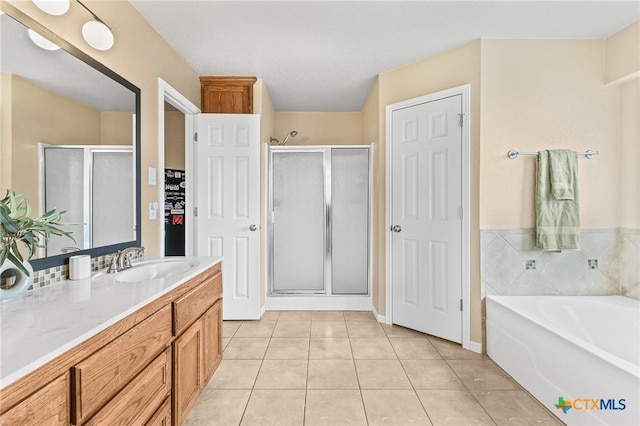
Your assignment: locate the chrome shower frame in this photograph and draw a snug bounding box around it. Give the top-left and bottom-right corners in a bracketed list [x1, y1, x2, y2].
[267, 145, 373, 297]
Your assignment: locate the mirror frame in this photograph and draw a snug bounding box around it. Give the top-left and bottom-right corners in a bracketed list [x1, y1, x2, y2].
[2, 4, 142, 272]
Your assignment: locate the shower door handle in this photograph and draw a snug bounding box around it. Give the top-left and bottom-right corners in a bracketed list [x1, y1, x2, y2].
[391, 225, 402, 233]
[249, 224, 259, 232]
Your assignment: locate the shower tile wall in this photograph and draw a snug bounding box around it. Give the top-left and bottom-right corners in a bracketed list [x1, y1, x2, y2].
[481, 229, 639, 300]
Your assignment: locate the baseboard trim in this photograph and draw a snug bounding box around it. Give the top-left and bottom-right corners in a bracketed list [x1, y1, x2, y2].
[465, 340, 483, 354]
[372, 304, 389, 324]
[265, 296, 372, 311]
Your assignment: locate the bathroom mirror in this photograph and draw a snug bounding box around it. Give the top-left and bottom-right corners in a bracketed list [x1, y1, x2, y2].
[0, 11, 141, 271]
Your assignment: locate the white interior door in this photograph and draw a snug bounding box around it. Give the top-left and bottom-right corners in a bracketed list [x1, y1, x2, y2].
[196, 114, 261, 319]
[391, 95, 463, 343]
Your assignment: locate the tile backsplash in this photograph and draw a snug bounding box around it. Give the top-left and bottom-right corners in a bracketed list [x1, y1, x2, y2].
[30, 251, 144, 290]
[481, 228, 639, 300]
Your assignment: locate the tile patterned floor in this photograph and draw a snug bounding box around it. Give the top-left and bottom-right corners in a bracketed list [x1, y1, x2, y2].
[184, 311, 562, 426]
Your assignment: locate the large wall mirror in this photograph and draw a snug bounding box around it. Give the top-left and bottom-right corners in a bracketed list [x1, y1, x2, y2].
[0, 10, 141, 271]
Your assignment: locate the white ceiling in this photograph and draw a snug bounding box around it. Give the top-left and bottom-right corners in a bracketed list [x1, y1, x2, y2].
[133, 1, 639, 112]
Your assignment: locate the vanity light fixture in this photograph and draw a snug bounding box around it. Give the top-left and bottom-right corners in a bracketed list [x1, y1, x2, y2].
[32, 0, 70, 16]
[77, 0, 114, 51]
[28, 28, 61, 51]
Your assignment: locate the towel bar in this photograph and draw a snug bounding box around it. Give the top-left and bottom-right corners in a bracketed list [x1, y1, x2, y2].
[507, 150, 598, 160]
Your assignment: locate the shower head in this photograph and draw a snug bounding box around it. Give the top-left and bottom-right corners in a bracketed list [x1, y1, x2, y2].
[281, 130, 298, 145]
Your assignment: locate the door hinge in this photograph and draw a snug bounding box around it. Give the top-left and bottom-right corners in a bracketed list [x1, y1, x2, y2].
[460, 299, 463, 311]
[194, 132, 198, 142]
[194, 207, 198, 217]
[458, 113, 464, 128]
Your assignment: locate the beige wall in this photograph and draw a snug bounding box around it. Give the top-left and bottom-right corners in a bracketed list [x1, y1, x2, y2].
[361, 79, 380, 312]
[3, 0, 201, 256]
[1, 73, 12, 192]
[274, 112, 362, 145]
[5, 74, 102, 215]
[164, 110, 186, 170]
[480, 39, 620, 230]
[254, 79, 276, 308]
[605, 20, 640, 84]
[619, 79, 640, 229]
[101, 112, 134, 146]
[372, 40, 482, 343]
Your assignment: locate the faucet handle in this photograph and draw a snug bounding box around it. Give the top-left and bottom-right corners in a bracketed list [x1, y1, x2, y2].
[106, 253, 120, 274]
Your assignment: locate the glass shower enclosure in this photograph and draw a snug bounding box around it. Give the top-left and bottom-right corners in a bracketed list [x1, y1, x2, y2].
[268, 146, 371, 296]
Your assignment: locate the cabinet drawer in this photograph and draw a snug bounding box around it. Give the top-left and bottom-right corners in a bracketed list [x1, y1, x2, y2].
[84, 348, 171, 426]
[145, 396, 171, 426]
[174, 272, 222, 336]
[0, 373, 69, 426]
[74, 304, 172, 422]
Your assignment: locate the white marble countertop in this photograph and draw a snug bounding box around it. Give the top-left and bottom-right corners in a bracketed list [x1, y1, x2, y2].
[0, 256, 222, 389]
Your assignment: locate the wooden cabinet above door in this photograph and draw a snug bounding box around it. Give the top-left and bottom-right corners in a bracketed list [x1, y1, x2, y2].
[200, 76, 257, 113]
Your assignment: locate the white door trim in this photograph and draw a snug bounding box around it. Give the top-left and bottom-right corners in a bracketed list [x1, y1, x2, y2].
[157, 78, 200, 256]
[385, 84, 478, 353]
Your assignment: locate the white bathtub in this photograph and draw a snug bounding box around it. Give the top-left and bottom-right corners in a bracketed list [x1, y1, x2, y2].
[487, 295, 640, 426]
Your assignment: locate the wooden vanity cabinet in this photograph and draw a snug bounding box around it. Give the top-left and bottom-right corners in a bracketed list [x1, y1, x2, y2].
[172, 272, 223, 425]
[0, 373, 70, 425]
[200, 76, 257, 113]
[0, 263, 223, 426]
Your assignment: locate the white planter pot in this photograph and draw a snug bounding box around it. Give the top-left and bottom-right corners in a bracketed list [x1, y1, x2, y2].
[0, 259, 33, 303]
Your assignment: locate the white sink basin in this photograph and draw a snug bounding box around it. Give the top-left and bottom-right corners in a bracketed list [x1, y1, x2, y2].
[115, 259, 198, 283]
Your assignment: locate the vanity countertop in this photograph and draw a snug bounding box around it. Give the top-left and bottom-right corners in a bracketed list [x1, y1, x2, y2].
[0, 256, 222, 389]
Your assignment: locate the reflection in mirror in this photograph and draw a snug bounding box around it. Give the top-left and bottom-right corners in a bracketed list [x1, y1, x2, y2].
[0, 12, 140, 269]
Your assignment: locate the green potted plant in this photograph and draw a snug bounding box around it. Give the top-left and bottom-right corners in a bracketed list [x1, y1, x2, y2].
[0, 190, 73, 291]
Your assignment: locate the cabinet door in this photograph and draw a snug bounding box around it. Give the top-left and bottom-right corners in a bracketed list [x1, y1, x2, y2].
[0, 373, 69, 426]
[202, 299, 223, 382]
[173, 319, 203, 425]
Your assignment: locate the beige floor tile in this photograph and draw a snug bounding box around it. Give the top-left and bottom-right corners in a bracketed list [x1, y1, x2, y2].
[183, 389, 251, 426]
[223, 338, 270, 359]
[264, 338, 309, 360]
[273, 320, 311, 337]
[401, 360, 465, 390]
[223, 337, 231, 350]
[254, 360, 308, 389]
[381, 324, 428, 338]
[208, 360, 262, 389]
[361, 390, 431, 426]
[390, 338, 441, 360]
[417, 390, 496, 425]
[472, 390, 562, 425]
[428, 336, 486, 360]
[277, 311, 312, 321]
[240, 390, 305, 426]
[311, 311, 345, 322]
[343, 311, 377, 321]
[346, 321, 386, 337]
[355, 360, 412, 389]
[260, 311, 280, 321]
[310, 321, 348, 337]
[307, 360, 359, 389]
[447, 360, 520, 390]
[234, 320, 276, 338]
[309, 338, 353, 359]
[305, 390, 367, 426]
[223, 320, 243, 338]
[350, 337, 397, 359]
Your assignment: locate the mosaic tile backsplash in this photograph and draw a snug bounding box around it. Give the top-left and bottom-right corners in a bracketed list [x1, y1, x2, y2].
[29, 251, 144, 290]
[481, 228, 639, 300]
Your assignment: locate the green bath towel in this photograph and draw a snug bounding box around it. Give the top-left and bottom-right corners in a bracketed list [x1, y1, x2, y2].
[536, 150, 580, 250]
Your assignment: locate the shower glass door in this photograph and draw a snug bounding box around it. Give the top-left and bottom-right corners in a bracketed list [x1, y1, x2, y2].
[271, 151, 326, 293]
[269, 146, 370, 296]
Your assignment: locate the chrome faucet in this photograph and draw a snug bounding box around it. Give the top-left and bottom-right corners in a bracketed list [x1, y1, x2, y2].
[118, 247, 145, 270]
[105, 247, 145, 274]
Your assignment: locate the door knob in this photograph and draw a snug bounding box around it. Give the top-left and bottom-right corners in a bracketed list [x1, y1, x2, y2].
[249, 224, 258, 232]
[391, 225, 402, 233]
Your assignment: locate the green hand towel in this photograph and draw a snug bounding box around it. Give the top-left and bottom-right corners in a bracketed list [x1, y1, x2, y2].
[549, 149, 576, 200]
[536, 150, 580, 250]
